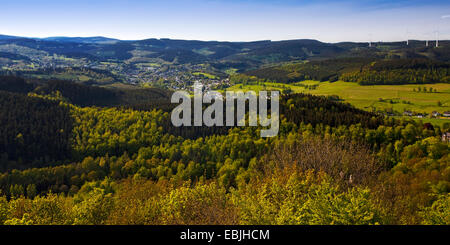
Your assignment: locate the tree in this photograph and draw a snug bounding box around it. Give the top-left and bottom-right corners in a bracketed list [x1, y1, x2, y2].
[10, 184, 24, 198]
[420, 194, 450, 225]
[26, 184, 37, 199]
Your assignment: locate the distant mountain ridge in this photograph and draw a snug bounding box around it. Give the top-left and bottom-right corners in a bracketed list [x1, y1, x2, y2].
[0, 34, 119, 43]
[39, 36, 120, 44]
[0, 34, 449, 72]
[0, 34, 24, 40]
[0, 35, 354, 69]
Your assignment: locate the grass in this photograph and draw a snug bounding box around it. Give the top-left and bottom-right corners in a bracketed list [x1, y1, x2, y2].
[223, 81, 450, 125]
[102, 82, 142, 90]
[192, 72, 218, 79]
[193, 48, 215, 56]
[223, 81, 302, 93]
[304, 81, 450, 114]
[224, 68, 238, 75]
[135, 62, 161, 68]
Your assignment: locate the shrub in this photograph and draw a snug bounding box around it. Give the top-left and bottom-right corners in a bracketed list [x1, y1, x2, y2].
[420, 194, 450, 225]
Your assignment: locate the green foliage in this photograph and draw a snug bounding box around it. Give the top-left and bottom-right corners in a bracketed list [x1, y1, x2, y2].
[72, 188, 115, 225]
[0, 195, 8, 225]
[341, 59, 450, 85]
[26, 184, 37, 199]
[0, 78, 448, 225]
[244, 58, 371, 83]
[159, 182, 237, 225]
[3, 214, 34, 225]
[71, 106, 166, 159]
[25, 194, 71, 225]
[243, 58, 450, 85]
[0, 91, 73, 170]
[375, 138, 450, 224]
[0, 76, 34, 94]
[9, 185, 24, 198]
[232, 170, 385, 225]
[420, 194, 450, 225]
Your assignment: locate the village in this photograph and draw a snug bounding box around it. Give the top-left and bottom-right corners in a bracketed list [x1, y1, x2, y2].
[403, 110, 450, 119]
[0, 52, 232, 91]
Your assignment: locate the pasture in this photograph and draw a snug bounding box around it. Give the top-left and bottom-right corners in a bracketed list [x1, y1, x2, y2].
[224, 81, 450, 125]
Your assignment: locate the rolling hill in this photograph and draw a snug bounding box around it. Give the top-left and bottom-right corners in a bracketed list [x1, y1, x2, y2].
[2, 34, 448, 70]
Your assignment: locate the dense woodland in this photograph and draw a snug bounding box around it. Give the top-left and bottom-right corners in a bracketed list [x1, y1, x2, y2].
[0, 75, 449, 225]
[245, 58, 373, 83]
[243, 58, 450, 85]
[0, 91, 72, 170]
[341, 59, 450, 85]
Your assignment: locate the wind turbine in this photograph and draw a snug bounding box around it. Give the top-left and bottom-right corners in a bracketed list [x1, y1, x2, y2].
[434, 31, 440, 47]
[405, 29, 411, 46]
[423, 30, 434, 47]
[437, 15, 450, 47]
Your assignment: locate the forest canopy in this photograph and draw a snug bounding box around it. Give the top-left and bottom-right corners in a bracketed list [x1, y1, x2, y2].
[0, 75, 449, 225]
[243, 58, 450, 85]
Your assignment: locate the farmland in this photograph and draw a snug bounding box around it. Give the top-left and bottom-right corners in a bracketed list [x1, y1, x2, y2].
[224, 81, 450, 124]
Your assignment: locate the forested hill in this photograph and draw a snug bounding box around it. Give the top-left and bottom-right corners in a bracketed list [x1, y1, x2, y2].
[0, 76, 172, 170]
[0, 75, 172, 108]
[0, 90, 73, 170]
[341, 58, 450, 85]
[0, 75, 448, 225]
[243, 58, 450, 85]
[1, 34, 449, 71]
[0, 75, 382, 170]
[244, 57, 373, 82]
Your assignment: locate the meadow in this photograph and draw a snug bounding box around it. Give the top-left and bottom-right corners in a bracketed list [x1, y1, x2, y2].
[192, 72, 218, 79]
[224, 81, 450, 125]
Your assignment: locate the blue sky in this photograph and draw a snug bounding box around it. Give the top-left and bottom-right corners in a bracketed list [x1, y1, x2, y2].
[1, 0, 449, 42]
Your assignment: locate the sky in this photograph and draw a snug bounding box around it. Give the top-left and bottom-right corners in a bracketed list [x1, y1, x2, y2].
[1, 0, 450, 42]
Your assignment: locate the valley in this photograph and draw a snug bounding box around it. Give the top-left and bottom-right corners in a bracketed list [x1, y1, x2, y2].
[0, 34, 449, 226]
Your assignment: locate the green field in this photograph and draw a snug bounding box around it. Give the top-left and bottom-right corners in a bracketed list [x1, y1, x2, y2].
[224, 81, 450, 125]
[135, 62, 161, 68]
[192, 72, 218, 79]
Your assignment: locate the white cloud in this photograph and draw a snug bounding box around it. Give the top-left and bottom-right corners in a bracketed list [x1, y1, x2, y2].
[441, 15, 450, 19]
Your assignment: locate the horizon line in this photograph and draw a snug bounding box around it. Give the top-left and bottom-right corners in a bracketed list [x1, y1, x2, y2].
[1, 33, 449, 44]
